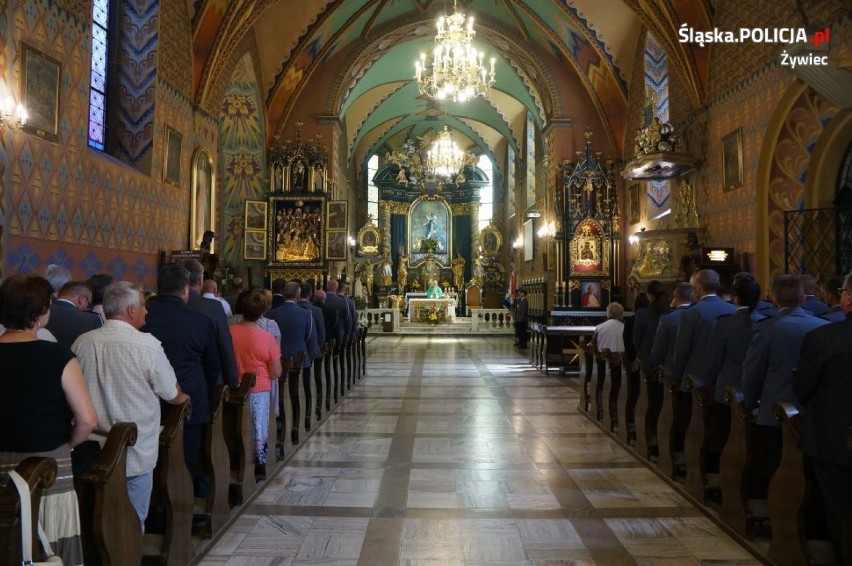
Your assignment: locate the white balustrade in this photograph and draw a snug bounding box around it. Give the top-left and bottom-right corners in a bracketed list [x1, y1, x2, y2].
[470, 308, 514, 332]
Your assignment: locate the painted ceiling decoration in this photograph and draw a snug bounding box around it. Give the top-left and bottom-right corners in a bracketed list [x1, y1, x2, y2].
[188, 0, 712, 165]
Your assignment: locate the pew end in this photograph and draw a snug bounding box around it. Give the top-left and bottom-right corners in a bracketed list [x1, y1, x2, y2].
[194, 385, 230, 539]
[76, 422, 142, 566]
[224, 373, 257, 507]
[0, 457, 57, 564]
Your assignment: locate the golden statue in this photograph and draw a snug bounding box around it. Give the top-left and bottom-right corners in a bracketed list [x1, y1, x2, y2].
[452, 254, 465, 289]
[398, 254, 408, 290]
[379, 248, 393, 286]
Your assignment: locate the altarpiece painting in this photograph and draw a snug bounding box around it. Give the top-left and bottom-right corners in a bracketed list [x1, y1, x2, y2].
[268, 196, 325, 268]
[408, 196, 451, 266]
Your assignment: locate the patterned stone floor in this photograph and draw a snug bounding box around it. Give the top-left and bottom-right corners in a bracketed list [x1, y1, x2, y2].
[198, 336, 760, 566]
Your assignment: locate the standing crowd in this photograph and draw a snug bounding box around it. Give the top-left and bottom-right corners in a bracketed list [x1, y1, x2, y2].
[0, 260, 357, 565]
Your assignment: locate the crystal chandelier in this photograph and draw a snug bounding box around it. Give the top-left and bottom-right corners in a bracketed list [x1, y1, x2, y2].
[414, 0, 496, 103]
[425, 126, 467, 180]
[0, 86, 27, 131]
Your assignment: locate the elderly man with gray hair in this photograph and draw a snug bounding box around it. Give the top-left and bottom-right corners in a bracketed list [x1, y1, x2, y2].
[72, 281, 189, 528]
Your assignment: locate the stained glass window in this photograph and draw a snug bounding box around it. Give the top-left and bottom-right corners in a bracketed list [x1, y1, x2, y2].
[526, 111, 536, 207]
[478, 154, 493, 230]
[88, 0, 110, 150]
[367, 155, 379, 223]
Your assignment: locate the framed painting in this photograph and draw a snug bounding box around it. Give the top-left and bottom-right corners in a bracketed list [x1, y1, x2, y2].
[326, 230, 348, 260]
[480, 225, 502, 256]
[326, 200, 347, 230]
[579, 281, 602, 308]
[245, 200, 267, 231]
[570, 219, 609, 276]
[523, 219, 534, 262]
[357, 223, 380, 256]
[722, 128, 743, 192]
[163, 127, 182, 185]
[21, 43, 60, 141]
[269, 195, 325, 268]
[190, 149, 215, 251]
[629, 183, 640, 225]
[244, 230, 267, 261]
[408, 196, 451, 266]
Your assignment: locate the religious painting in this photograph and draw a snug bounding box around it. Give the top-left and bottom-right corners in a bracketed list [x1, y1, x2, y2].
[629, 183, 640, 225]
[722, 128, 743, 192]
[245, 200, 267, 231]
[408, 196, 451, 266]
[480, 225, 502, 256]
[568, 279, 610, 309]
[580, 281, 601, 308]
[357, 223, 380, 256]
[190, 149, 215, 251]
[163, 127, 182, 185]
[326, 230, 347, 260]
[21, 43, 60, 141]
[524, 219, 534, 262]
[570, 219, 608, 276]
[326, 201, 347, 230]
[244, 230, 266, 260]
[268, 196, 325, 268]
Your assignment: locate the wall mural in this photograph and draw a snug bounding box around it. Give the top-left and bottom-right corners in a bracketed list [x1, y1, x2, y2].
[3, 0, 185, 286]
[219, 55, 266, 269]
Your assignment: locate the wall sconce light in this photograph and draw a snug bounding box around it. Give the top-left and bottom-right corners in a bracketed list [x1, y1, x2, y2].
[512, 236, 523, 249]
[0, 85, 27, 132]
[526, 210, 541, 218]
[537, 221, 556, 241]
[348, 236, 356, 248]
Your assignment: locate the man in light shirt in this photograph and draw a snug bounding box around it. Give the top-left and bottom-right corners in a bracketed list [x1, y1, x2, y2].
[72, 281, 189, 528]
[202, 278, 233, 318]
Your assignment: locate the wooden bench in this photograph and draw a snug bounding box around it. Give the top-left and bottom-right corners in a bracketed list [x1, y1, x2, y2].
[312, 344, 324, 423]
[323, 340, 335, 411]
[268, 357, 292, 469]
[76, 422, 142, 565]
[719, 386, 767, 538]
[655, 368, 677, 478]
[768, 403, 832, 565]
[579, 338, 594, 414]
[601, 349, 623, 433]
[194, 386, 230, 538]
[0, 457, 57, 565]
[684, 376, 714, 503]
[287, 352, 307, 445]
[223, 374, 256, 506]
[142, 400, 193, 566]
[360, 327, 367, 378]
[623, 358, 640, 447]
[634, 363, 660, 462]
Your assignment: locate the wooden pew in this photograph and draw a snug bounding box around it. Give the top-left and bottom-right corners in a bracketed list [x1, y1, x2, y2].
[634, 363, 660, 462]
[76, 422, 142, 565]
[334, 336, 345, 403]
[602, 349, 623, 433]
[287, 353, 307, 445]
[194, 386, 229, 538]
[655, 369, 677, 478]
[593, 346, 607, 422]
[578, 336, 594, 414]
[0, 457, 57, 565]
[267, 357, 292, 470]
[684, 376, 714, 503]
[323, 341, 335, 411]
[536, 325, 546, 369]
[360, 327, 367, 378]
[768, 403, 832, 566]
[312, 346, 324, 423]
[143, 400, 193, 566]
[223, 374, 256, 506]
[529, 324, 538, 366]
[345, 332, 354, 391]
[623, 359, 640, 447]
[719, 387, 765, 538]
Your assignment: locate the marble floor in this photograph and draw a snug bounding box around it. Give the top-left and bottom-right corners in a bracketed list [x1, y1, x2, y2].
[199, 336, 760, 566]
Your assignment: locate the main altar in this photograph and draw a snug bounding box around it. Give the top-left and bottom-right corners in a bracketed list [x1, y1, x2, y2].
[407, 298, 457, 323]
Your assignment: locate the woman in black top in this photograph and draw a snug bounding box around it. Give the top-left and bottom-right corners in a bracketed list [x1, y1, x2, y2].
[0, 274, 97, 565]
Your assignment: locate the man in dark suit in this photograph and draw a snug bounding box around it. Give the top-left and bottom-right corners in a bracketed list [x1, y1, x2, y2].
[650, 282, 693, 370]
[821, 276, 846, 322]
[182, 259, 238, 389]
[793, 273, 852, 565]
[313, 289, 339, 345]
[800, 273, 829, 316]
[299, 283, 324, 426]
[45, 280, 102, 348]
[271, 278, 286, 309]
[742, 274, 829, 475]
[324, 279, 350, 392]
[265, 281, 314, 442]
[143, 264, 221, 483]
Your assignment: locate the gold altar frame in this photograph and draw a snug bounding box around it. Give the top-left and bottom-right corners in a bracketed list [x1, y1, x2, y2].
[357, 223, 380, 256]
[267, 195, 326, 268]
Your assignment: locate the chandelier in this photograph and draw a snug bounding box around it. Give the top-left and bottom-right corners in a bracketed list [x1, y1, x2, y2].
[425, 126, 466, 178]
[414, 0, 496, 103]
[0, 86, 27, 131]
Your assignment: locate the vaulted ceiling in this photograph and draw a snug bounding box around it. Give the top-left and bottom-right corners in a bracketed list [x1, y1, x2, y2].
[190, 0, 711, 166]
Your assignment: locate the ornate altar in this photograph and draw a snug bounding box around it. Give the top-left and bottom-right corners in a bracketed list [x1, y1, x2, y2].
[556, 132, 619, 309]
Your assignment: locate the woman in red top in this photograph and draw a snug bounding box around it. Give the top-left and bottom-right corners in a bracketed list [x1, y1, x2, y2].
[229, 289, 281, 477]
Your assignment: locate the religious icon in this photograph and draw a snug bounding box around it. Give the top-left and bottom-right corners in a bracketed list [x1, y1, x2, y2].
[581, 282, 601, 308]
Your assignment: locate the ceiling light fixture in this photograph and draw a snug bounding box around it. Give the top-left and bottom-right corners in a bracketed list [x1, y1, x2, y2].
[414, 0, 496, 103]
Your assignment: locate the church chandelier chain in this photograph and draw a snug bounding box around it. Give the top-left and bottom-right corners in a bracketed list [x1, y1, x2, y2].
[414, 0, 496, 103]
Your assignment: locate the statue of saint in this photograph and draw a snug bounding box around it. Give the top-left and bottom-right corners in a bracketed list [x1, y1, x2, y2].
[452, 254, 465, 289]
[421, 253, 438, 288]
[380, 248, 393, 286]
[398, 254, 408, 290]
[473, 256, 485, 281]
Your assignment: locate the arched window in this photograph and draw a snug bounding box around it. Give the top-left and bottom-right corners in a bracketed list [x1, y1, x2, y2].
[88, 0, 111, 150]
[507, 145, 516, 218]
[367, 155, 379, 223]
[478, 154, 493, 229]
[526, 111, 536, 207]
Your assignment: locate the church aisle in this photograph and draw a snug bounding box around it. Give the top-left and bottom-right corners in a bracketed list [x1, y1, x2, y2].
[199, 336, 758, 566]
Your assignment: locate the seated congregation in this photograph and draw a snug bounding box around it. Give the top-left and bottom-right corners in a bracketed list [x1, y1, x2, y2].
[0, 260, 369, 565]
[533, 269, 851, 566]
